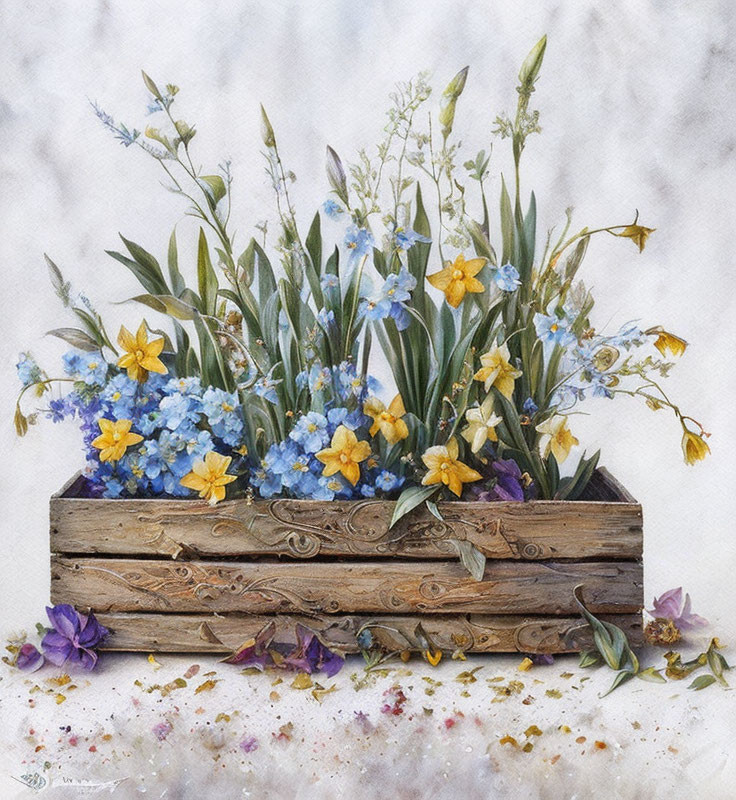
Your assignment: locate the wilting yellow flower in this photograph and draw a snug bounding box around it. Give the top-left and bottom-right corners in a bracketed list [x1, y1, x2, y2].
[461, 394, 503, 453]
[91, 418, 143, 462]
[645, 326, 688, 358]
[473, 343, 522, 399]
[363, 394, 409, 445]
[180, 451, 237, 505]
[117, 322, 167, 383]
[535, 415, 579, 464]
[421, 437, 482, 497]
[316, 425, 372, 486]
[427, 254, 486, 308]
[681, 428, 710, 465]
[616, 221, 655, 252]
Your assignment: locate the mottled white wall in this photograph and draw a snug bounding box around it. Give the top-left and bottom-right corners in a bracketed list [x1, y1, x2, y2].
[1, 0, 734, 634]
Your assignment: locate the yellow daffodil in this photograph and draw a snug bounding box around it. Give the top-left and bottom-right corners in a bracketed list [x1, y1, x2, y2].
[473, 343, 522, 399]
[180, 450, 237, 504]
[316, 425, 372, 486]
[421, 437, 482, 497]
[616, 220, 655, 252]
[117, 322, 168, 383]
[535, 415, 579, 463]
[91, 418, 143, 462]
[681, 428, 710, 465]
[645, 326, 688, 358]
[363, 394, 409, 445]
[427, 254, 486, 308]
[461, 394, 503, 453]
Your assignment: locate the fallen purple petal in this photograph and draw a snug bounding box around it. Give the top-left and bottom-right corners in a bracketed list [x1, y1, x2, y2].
[16, 643, 44, 672]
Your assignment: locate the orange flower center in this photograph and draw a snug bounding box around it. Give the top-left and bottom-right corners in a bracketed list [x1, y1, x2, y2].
[550, 324, 558, 333]
[135, 349, 145, 360]
[380, 411, 396, 423]
[452, 269, 464, 280]
[340, 453, 349, 464]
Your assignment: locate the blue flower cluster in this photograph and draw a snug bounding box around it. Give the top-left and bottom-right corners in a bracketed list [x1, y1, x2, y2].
[46, 353, 246, 499]
[16, 353, 43, 387]
[358, 267, 417, 331]
[251, 406, 404, 501]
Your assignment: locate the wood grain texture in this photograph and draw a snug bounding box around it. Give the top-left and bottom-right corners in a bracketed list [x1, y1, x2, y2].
[50, 470, 642, 561]
[94, 611, 643, 654]
[51, 557, 643, 615]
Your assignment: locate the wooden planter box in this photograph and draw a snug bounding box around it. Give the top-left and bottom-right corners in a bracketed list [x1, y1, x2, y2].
[49, 467, 643, 655]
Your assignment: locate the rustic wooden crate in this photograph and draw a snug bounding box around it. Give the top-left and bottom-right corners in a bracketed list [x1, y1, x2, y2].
[49, 467, 643, 654]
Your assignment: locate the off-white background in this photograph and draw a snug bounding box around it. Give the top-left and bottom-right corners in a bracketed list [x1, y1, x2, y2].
[2, 0, 734, 635]
[1, 2, 736, 797]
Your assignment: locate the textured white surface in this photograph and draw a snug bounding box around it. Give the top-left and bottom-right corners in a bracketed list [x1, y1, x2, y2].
[1, 0, 735, 795]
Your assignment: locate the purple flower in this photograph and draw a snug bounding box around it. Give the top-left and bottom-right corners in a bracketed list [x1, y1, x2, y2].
[224, 621, 344, 677]
[530, 653, 555, 666]
[41, 605, 109, 670]
[240, 736, 259, 753]
[473, 458, 526, 502]
[647, 588, 708, 631]
[16, 643, 44, 672]
[282, 624, 344, 677]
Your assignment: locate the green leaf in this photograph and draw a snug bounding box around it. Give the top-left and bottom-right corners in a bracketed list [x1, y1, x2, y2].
[167, 230, 186, 297]
[325, 145, 348, 206]
[197, 229, 218, 316]
[389, 485, 438, 529]
[125, 294, 199, 321]
[304, 212, 323, 307]
[46, 328, 99, 351]
[425, 499, 442, 521]
[555, 450, 600, 501]
[578, 650, 601, 668]
[466, 218, 497, 266]
[499, 176, 515, 265]
[637, 667, 666, 684]
[199, 175, 227, 205]
[573, 585, 628, 670]
[707, 641, 730, 686]
[448, 539, 486, 582]
[600, 670, 635, 697]
[688, 674, 717, 691]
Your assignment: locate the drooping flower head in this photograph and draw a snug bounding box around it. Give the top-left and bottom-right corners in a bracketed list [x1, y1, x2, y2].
[647, 587, 708, 631]
[117, 322, 167, 382]
[645, 326, 688, 358]
[681, 427, 710, 465]
[421, 437, 482, 497]
[91, 418, 143, 462]
[316, 425, 372, 486]
[461, 394, 502, 453]
[427, 254, 486, 308]
[473, 343, 522, 399]
[363, 394, 409, 445]
[535, 414, 579, 463]
[180, 450, 237, 504]
[41, 604, 109, 670]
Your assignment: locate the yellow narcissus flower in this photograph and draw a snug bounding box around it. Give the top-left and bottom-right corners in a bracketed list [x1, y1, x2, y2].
[427, 254, 486, 308]
[117, 322, 168, 383]
[91, 418, 143, 462]
[473, 343, 522, 399]
[535, 415, 579, 464]
[461, 394, 503, 454]
[616, 220, 655, 252]
[645, 326, 688, 358]
[316, 425, 372, 486]
[421, 437, 482, 497]
[180, 450, 237, 505]
[363, 394, 409, 445]
[681, 428, 710, 465]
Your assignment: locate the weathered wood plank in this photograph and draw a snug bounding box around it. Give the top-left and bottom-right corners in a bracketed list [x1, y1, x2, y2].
[51, 557, 643, 615]
[94, 611, 643, 654]
[50, 475, 642, 560]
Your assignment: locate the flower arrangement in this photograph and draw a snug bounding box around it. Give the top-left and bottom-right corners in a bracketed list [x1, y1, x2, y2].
[15, 36, 709, 522]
